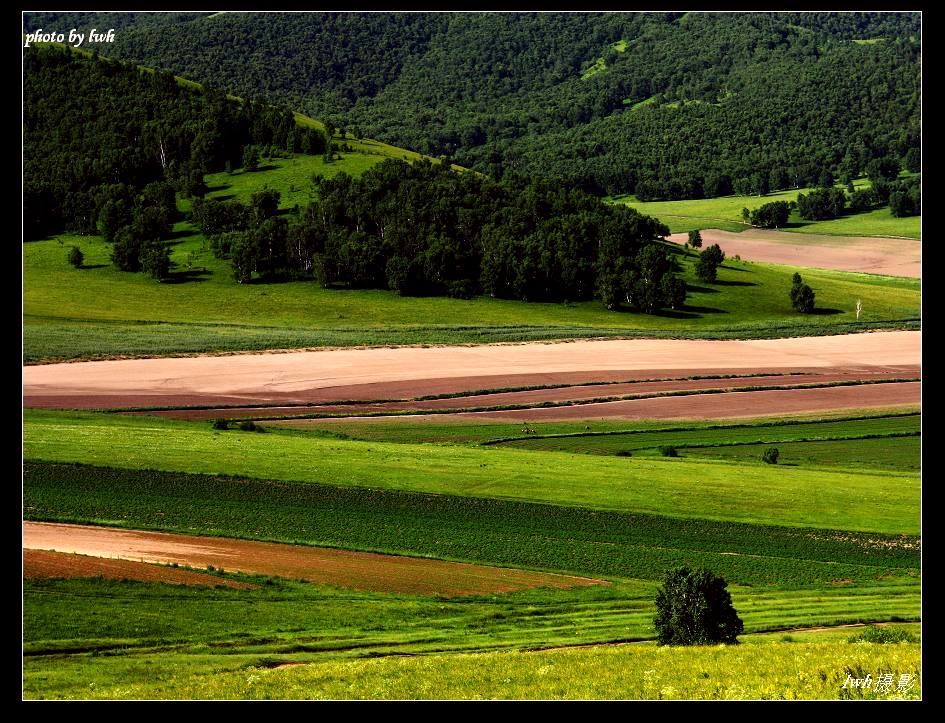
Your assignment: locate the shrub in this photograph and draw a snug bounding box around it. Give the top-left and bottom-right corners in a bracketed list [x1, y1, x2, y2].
[762, 447, 780, 464]
[211, 418, 230, 430]
[238, 420, 265, 433]
[848, 625, 918, 644]
[660, 446, 678, 457]
[790, 273, 816, 313]
[68, 246, 84, 268]
[615, 450, 633, 457]
[687, 229, 703, 249]
[654, 566, 744, 645]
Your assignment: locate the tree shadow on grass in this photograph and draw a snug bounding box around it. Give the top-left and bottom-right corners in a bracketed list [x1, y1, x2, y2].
[206, 184, 230, 194]
[686, 284, 719, 294]
[680, 305, 728, 315]
[719, 264, 751, 272]
[207, 193, 235, 202]
[713, 278, 757, 287]
[163, 268, 212, 284]
[808, 307, 844, 316]
[79, 263, 109, 270]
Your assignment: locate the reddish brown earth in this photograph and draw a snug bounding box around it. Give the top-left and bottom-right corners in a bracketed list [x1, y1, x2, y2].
[275, 381, 920, 425]
[23, 548, 256, 589]
[667, 229, 921, 278]
[133, 367, 919, 420]
[22, 332, 920, 412]
[22, 522, 604, 597]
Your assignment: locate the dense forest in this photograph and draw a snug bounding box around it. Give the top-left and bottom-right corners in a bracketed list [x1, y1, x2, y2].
[25, 11, 921, 197]
[24, 45, 683, 313]
[193, 160, 682, 311]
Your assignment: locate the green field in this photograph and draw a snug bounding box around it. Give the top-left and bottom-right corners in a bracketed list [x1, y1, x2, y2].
[23, 218, 919, 362]
[24, 461, 919, 586]
[22, 575, 920, 701]
[610, 177, 921, 238]
[23, 410, 919, 534]
[492, 412, 920, 470]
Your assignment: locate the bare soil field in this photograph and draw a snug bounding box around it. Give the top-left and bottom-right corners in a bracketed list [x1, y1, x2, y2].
[135, 368, 918, 420]
[667, 229, 920, 277]
[23, 549, 256, 589]
[274, 381, 920, 425]
[22, 332, 920, 411]
[23, 522, 604, 597]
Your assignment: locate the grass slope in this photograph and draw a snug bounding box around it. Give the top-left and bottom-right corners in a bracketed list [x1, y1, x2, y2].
[24, 220, 919, 362]
[610, 176, 920, 238]
[23, 410, 919, 534]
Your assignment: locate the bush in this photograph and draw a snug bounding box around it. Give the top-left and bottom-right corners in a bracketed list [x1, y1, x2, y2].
[238, 420, 265, 433]
[211, 418, 230, 430]
[68, 246, 84, 268]
[687, 229, 703, 249]
[848, 625, 917, 644]
[762, 447, 780, 464]
[654, 566, 744, 645]
[615, 450, 633, 457]
[660, 446, 678, 457]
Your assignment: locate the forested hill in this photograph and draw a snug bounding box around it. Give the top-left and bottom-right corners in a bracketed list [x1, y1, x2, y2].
[25, 11, 920, 197]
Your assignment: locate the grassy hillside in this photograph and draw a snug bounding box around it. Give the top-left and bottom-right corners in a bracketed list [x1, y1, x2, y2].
[24, 212, 920, 362]
[611, 176, 920, 238]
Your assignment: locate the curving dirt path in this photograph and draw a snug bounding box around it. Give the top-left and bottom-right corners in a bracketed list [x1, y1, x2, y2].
[23, 332, 920, 411]
[667, 229, 921, 277]
[22, 522, 603, 597]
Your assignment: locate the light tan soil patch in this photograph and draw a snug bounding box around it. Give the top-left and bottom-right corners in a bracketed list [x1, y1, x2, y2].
[23, 522, 604, 597]
[23, 548, 256, 589]
[668, 229, 920, 277]
[23, 332, 920, 410]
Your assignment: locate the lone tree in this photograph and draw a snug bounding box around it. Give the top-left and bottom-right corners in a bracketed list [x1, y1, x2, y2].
[243, 144, 260, 171]
[695, 243, 725, 283]
[790, 272, 816, 313]
[687, 229, 703, 250]
[654, 566, 744, 646]
[67, 246, 84, 268]
[762, 447, 780, 464]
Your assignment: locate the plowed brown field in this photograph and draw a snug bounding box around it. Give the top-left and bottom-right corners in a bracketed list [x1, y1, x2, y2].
[23, 549, 256, 589]
[23, 523, 604, 597]
[23, 332, 920, 414]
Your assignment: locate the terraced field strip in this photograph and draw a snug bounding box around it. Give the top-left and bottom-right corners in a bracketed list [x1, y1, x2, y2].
[23, 522, 604, 597]
[23, 549, 257, 589]
[128, 369, 918, 420]
[22, 331, 920, 410]
[274, 381, 921, 424]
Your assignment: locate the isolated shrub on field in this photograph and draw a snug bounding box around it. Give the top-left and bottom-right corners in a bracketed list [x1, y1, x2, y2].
[615, 450, 633, 457]
[211, 418, 230, 430]
[68, 246, 84, 268]
[762, 447, 780, 464]
[654, 566, 744, 646]
[848, 625, 917, 644]
[239, 420, 265, 432]
[660, 446, 678, 457]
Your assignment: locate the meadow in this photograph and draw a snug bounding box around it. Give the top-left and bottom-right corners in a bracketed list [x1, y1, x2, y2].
[610, 176, 921, 238]
[24, 217, 919, 362]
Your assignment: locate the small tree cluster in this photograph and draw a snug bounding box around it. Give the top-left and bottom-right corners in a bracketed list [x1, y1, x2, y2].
[654, 567, 744, 646]
[695, 243, 725, 283]
[749, 201, 790, 229]
[790, 272, 815, 313]
[762, 447, 780, 464]
[796, 187, 846, 220]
